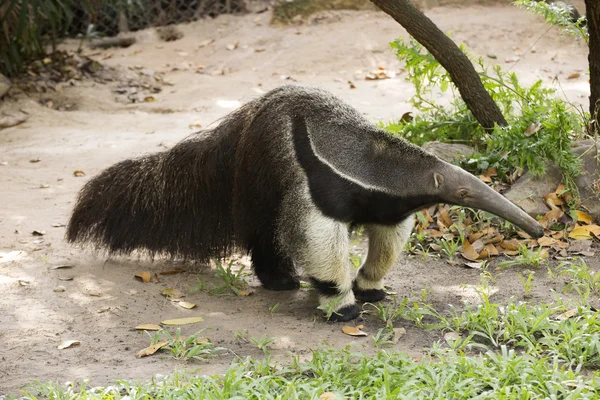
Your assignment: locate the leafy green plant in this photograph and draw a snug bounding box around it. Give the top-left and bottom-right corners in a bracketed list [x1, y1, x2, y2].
[383, 37, 587, 201]
[514, 0, 588, 42]
[210, 258, 248, 296]
[497, 245, 548, 269]
[518, 271, 535, 298]
[434, 236, 461, 261]
[147, 328, 226, 362]
[559, 259, 600, 301]
[250, 335, 276, 355]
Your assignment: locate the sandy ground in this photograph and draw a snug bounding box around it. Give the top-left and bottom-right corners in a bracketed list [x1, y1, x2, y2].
[0, 4, 594, 395]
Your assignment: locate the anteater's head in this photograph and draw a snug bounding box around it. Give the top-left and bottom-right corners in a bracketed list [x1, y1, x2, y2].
[424, 160, 544, 239]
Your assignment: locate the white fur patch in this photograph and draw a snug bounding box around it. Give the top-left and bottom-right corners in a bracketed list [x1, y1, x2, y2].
[356, 215, 415, 291]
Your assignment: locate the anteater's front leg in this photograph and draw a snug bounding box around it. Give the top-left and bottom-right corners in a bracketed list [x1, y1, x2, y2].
[353, 216, 415, 303]
[296, 208, 359, 322]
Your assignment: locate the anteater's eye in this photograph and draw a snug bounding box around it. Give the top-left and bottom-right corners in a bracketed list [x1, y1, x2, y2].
[458, 189, 468, 198]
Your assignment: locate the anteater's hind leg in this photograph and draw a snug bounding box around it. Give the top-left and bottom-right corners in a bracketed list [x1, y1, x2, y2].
[295, 208, 358, 322]
[251, 238, 300, 291]
[353, 216, 415, 303]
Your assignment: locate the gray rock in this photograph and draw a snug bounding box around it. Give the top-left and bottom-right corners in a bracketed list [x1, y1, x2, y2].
[421, 141, 475, 164]
[504, 139, 600, 219]
[0, 73, 11, 98]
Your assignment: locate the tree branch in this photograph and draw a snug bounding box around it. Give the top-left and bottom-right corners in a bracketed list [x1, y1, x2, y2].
[370, 0, 507, 130]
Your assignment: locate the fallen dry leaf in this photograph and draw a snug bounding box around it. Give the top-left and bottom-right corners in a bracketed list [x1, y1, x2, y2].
[159, 269, 186, 275]
[32, 230, 45, 236]
[463, 261, 484, 269]
[537, 236, 557, 247]
[136, 341, 169, 358]
[53, 285, 66, 293]
[567, 72, 581, 79]
[135, 271, 152, 283]
[52, 223, 66, 228]
[162, 288, 185, 298]
[576, 210, 593, 225]
[49, 265, 74, 270]
[135, 324, 162, 331]
[461, 240, 480, 261]
[177, 301, 196, 309]
[569, 225, 600, 240]
[73, 170, 86, 177]
[161, 316, 204, 325]
[237, 289, 252, 296]
[197, 38, 215, 48]
[57, 340, 80, 350]
[444, 332, 461, 341]
[555, 308, 578, 320]
[18, 279, 30, 286]
[226, 41, 239, 51]
[342, 326, 368, 337]
[500, 239, 521, 251]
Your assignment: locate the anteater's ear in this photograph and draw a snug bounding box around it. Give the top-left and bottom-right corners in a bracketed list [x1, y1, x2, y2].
[433, 172, 444, 189]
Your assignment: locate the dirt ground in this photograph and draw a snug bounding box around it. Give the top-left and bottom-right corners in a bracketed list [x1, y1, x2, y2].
[0, 4, 594, 395]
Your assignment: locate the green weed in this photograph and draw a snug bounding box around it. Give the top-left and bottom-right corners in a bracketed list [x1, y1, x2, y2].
[146, 328, 226, 362]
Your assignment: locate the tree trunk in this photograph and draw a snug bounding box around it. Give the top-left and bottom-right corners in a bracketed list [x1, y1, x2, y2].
[370, 0, 507, 130]
[586, 0, 600, 131]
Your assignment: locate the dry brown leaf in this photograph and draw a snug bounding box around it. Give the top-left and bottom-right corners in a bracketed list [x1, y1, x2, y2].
[178, 301, 196, 309]
[524, 122, 542, 137]
[18, 279, 30, 286]
[517, 231, 532, 239]
[73, 170, 86, 177]
[537, 236, 557, 247]
[555, 308, 578, 320]
[461, 240, 480, 261]
[342, 326, 368, 337]
[136, 341, 169, 358]
[159, 269, 186, 275]
[49, 265, 73, 270]
[438, 206, 453, 227]
[539, 208, 564, 228]
[135, 271, 152, 283]
[471, 239, 485, 253]
[161, 317, 204, 325]
[569, 225, 600, 240]
[444, 332, 461, 341]
[429, 229, 444, 238]
[162, 288, 185, 298]
[135, 324, 162, 331]
[197, 38, 215, 48]
[469, 231, 486, 243]
[401, 112, 413, 122]
[483, 167, 497, 177]
[144, 96, 156, 103]
[500, 239, 521, 251]
[483, 234, 504, 245]
[463, 261, 483, 269]
[479, 244, 499, 258]
[576, 210, 593, 225]
[552, 231, 565, 240]
[567, 72, 581, 79]
[479, 175, 492, 183]
[57, 340, 80, 350]
[32, 230, 45, 236]
[544, 192, 564, 207]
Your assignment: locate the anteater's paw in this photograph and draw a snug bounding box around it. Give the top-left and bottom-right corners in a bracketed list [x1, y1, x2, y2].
[326, 304, 360, 322]
[260, 275, 300, 291]
[353, 282, 387, 303]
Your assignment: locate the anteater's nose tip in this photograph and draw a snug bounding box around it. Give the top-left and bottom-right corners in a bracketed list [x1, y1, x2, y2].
[530, 224, 545, 239]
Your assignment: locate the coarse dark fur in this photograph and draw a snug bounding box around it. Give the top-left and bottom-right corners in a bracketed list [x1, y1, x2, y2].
[68, 85, 543, 320]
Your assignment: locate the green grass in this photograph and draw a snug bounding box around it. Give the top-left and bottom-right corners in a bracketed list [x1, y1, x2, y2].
[20, 344, 600, 399]
[146, 328, 227, 362]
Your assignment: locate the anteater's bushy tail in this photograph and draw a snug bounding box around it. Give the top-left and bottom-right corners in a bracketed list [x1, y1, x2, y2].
[66, 104, 254, 260]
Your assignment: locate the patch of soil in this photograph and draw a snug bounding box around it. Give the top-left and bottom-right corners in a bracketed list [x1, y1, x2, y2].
[0, 5, 592, 395]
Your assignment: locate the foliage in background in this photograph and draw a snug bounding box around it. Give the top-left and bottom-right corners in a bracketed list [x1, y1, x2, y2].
[0, 0, 78, 76]
[0, 0, 243, 77]
[514, 0, 588, 43]
[382, 37, 587, 199]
